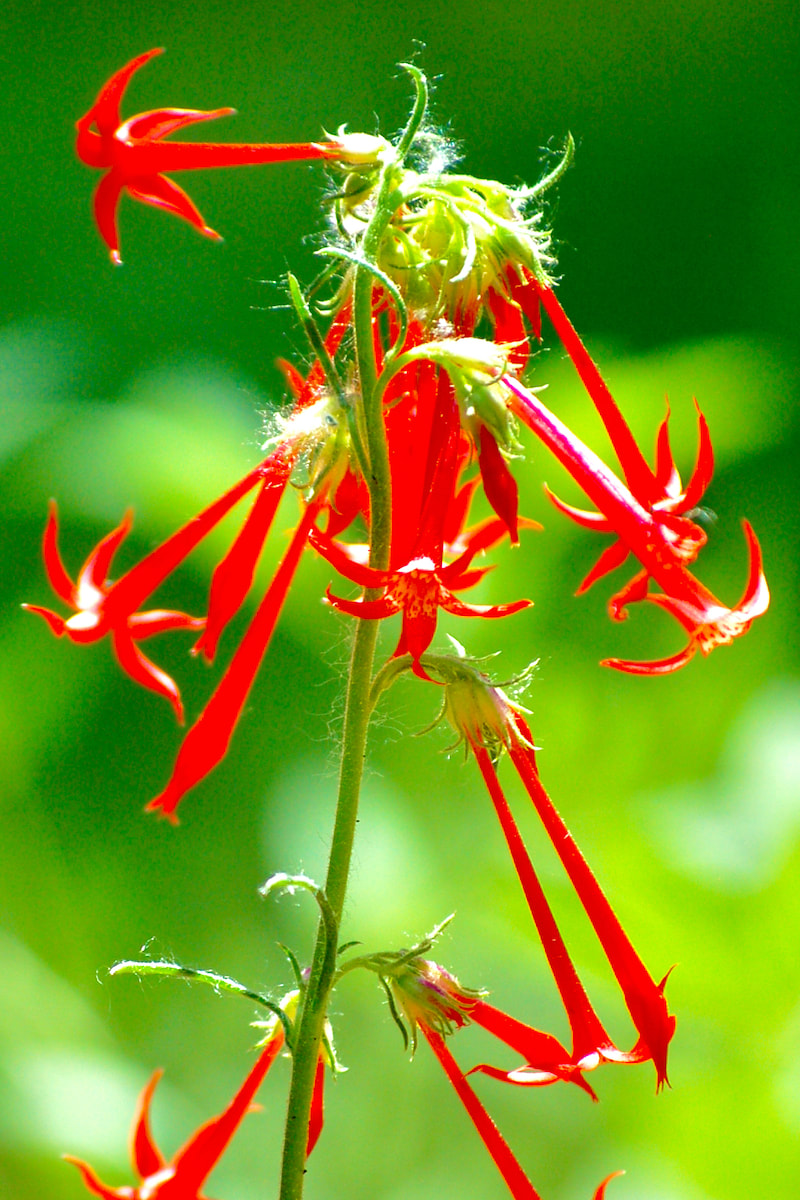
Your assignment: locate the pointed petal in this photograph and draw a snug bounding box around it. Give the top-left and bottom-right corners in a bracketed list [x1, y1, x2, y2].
[86, 48, 164, 138]
[92, 172, 125, 264]
[147, 505, 318, 820]
[401, 606, 439, 664]
[601, 642, 698, 676]
[441, 595, 532, 620]
[124, 106, 235, 142]
[324, 590, 397, 620]
[77, 510, 134, 602]
[310, 529, 393, 589]
[680, 404, 714, 511]
[129, 1070, 166, 1178]
[443, 565, 493, 591]
[22, 603, 66, 636]
[477, 428, 520, 544]
[737, 520, 770, 618]
[62, 1156, 132, 1200]
[443, 513, 526, 577]
[543, 485, 612, 532]
[112, 629, 185, 723]
[594, 1171, 625, 1199]
[654, 406, 681, 496]
[575, 539, 630, 596]
[42, 501, 76, 603]
[129, 609, 205, 638]
[125, 173, 221, 241]
[171, 1032, 284, 1192]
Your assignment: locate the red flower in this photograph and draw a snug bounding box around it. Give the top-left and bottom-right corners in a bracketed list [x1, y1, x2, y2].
[76, 49, 340, 263]
[311, 367, 531, 679]
[64, 1027, 299, 1199]
[423, 1027, 623, 1200]
[475, 732, 674, 1088]
[23, 459, 278, 722]
[313, 526, 531, 680]
[439, 666, 675, 1087]
[148, 499, 323, 822]
[390, 959, 623, 1199]
[504, 374, 769, 673]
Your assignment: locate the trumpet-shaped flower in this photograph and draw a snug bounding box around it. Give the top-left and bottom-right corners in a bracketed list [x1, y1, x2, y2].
[503, 374, 769, 673]
[76, 48, 341, 263]
[23, 458, 279, 722]
[313, 526, 531, 679]
[436, 661, 676, 1087]
[390, 959, 623, 1200]
[65, 1029, 290, 1199]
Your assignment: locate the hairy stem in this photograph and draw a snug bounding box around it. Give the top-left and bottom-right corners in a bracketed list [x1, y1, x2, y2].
[276, 73, 428, 1197]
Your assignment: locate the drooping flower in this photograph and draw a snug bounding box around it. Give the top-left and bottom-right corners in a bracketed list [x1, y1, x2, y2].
[76, 48, 344, 263]
[64, 1028, 292, 1199]
[435, 659, 676, 1088]
[502, 373, 769, 673]
[389, 958, 623, 1200]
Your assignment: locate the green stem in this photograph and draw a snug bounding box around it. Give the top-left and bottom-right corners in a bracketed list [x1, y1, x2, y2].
[276, 617, 380, 1200]
[277, 71, 428, 1199]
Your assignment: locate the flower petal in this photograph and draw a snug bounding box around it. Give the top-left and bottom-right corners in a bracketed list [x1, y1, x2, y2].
[112, 629, 186, 723]
[129, 1069, 166, 1179]
[125, 173, 221, 241]
[41, 501, 76, 603]
[62, 1156, 132, 1200]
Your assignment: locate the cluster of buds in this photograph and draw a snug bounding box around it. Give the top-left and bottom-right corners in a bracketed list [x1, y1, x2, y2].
[33, 49, 769, 1200]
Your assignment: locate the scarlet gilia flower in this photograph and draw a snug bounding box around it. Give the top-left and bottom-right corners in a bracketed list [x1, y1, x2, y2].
[437, 660, 676, 1088]
[22, 460, 273, 722]
[389, 960, 622, 1200]
[64, 1026, 300, 1199]
[311, 360, 532, 679]
[501, 372, 769, 674]
[25, 301, 363, 819]
[76, 48, 343, 263]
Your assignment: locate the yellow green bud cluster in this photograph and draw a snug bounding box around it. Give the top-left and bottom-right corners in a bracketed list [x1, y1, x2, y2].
[375, 168, 559, 327]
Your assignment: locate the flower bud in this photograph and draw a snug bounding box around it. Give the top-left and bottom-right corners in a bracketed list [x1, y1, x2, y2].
[390, 959, 483, 1039]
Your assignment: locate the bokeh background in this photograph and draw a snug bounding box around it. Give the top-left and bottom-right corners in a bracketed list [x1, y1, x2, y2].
[2, 2, 799, 1198]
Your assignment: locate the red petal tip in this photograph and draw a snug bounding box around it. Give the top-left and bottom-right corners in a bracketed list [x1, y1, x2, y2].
[593, 1169, 625, 1199]
[601, 640, 697, 675]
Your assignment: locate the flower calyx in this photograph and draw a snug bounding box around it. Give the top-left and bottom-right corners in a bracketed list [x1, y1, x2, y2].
[388, 959, 484, 1050]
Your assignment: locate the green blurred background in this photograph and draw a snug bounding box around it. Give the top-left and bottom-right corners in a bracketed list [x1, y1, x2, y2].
[2, 1, 799, 1197]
